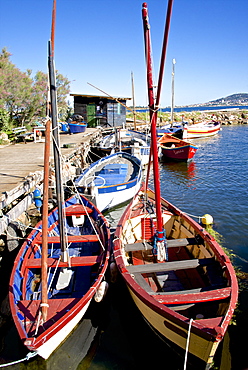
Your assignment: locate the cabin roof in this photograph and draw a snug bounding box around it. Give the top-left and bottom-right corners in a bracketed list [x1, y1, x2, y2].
[70, 93, 131, 101]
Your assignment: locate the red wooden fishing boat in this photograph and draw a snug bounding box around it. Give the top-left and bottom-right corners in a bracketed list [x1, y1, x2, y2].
[113, 2, 238, 368]
[159, 133, 198, 161]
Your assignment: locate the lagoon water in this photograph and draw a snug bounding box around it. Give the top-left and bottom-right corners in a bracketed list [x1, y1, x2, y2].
[1, 125, 247, 369]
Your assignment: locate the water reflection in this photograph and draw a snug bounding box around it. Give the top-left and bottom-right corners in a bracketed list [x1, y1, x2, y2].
[160, 160, 196, 183]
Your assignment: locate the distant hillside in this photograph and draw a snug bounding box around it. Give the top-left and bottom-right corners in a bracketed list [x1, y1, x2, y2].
[206, 93, 248, 106]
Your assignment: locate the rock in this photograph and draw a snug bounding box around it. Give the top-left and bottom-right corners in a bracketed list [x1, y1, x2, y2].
[0, 132, 10, 145]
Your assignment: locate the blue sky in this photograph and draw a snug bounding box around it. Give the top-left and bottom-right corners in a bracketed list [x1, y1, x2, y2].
[0, 0, 248, 107]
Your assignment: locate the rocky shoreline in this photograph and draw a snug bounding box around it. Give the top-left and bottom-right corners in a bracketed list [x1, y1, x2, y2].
[127, 108, 248, 127]
[173, 109, 248, 126]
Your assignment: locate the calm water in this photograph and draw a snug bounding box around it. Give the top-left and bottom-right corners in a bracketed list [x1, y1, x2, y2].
[1, 126, 247, 369]
[157, 125, 248, 272]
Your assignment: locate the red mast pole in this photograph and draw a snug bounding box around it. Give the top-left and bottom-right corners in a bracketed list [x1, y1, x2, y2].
[142, 1, 174, 260]
[142, 2, 163, 234]
[156, 0, 174, 107]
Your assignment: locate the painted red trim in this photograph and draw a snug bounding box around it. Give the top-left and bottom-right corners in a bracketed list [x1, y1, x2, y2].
[152, 287, 232, 304]
[26, 255, 99, 268]
[36, 234, 99, 244]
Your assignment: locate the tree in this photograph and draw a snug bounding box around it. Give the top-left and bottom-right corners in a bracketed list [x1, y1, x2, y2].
[0, 48, 71, 129]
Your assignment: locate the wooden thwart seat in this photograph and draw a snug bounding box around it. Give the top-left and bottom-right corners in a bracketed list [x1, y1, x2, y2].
[65, 204, 93, 216]
[131, 271, 231, 304]
[26, 255, 99, 269]
[36, 234, 99, 244]
[126, 258, 214, 274]
[124, 237, 198, 252]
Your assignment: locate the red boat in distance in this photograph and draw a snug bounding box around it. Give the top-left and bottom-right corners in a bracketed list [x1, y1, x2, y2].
[159, 133, 198, 161]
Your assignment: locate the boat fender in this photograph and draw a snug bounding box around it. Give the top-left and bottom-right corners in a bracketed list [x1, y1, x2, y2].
[201, 214, 213, 225]
[94, 281, 109, 302]
[109, 261, 118, 283]
[72, 214, 85, 227]
[33, 188, 42, 210]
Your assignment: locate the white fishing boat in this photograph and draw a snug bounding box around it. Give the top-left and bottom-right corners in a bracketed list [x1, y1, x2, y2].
[183, 121, 221, 139]
[75, 151, 142, 212]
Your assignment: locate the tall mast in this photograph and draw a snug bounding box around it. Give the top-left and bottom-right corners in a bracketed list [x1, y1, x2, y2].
[40, 0, 57, 321]
[142, 2, 162, 234]
[48, 1, 67, 261]
[171, 58, 176, 125]
[131, 71, 137, 130]
[142, 1, 174, 260]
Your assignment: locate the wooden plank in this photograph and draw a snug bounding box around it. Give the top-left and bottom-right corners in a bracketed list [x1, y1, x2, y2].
[124, 237, 198, 252]
[125, 242, 153, 252]
[126, 258, 214, 274]
[36, 234, 99, 244]
[167, 237, 198, 248]
[152, 287, 232, 304]
[26, 255, 98, 268]
[65, 204, 93, 216]
[132, 273, 154, 294]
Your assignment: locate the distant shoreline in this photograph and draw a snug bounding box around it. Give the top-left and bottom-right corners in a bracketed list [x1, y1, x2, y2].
[136, 105, 248, 113]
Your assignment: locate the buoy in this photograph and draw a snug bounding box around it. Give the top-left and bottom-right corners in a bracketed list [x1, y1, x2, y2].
[33, 188, 42, 209]
[94, 281, 108, 302]
[201, 213, 213, 225]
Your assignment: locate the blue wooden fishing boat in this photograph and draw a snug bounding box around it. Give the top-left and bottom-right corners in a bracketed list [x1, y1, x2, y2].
[9, 195, 111, 359]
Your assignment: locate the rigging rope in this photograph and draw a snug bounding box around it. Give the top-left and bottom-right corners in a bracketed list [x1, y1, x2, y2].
[0, 351, 37, 368]
[183, 318, 193, 370]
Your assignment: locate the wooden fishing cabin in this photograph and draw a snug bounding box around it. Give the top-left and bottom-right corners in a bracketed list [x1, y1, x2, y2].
[70, 94, 131, 128]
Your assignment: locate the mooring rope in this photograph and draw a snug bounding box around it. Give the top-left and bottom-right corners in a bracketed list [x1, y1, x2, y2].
[0, 351, 37, 368]
[183, 318, 193, 370]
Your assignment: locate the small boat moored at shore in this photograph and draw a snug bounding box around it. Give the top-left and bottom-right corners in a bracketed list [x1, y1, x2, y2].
[75, 151, 142, 212]
[183, 121, 221, 139]
[9, 195, 111, 359]
[159, 133, 198, 161]
[68, 122, 87, 134]
[113, 184, 238, 367]
[95, 129, 151, 167]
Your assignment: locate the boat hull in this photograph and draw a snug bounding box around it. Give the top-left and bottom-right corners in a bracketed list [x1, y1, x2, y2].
[68, 123, 87, 134]
[33, 300, 91, 359]
[159, 133, 198, 161]
[127, 284, 219, 364]
[160, 144, 197, 161]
